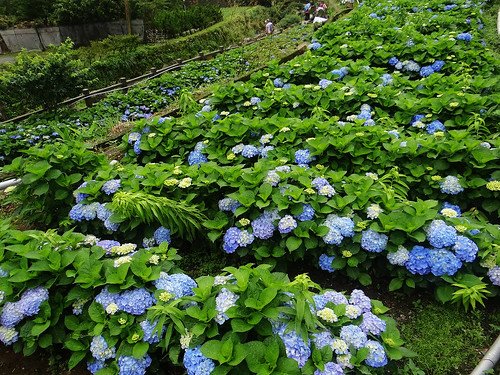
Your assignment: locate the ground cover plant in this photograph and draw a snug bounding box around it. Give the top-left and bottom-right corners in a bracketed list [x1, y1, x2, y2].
[0, 0, 499, 374]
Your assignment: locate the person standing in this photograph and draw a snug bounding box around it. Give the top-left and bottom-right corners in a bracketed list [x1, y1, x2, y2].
[265, 19, 274, 34]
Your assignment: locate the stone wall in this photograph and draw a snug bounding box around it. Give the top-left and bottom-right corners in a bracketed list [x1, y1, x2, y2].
[0, 20, 144, 53]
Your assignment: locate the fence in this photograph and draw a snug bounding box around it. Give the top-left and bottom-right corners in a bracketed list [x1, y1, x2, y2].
[0, 20, 144, 53]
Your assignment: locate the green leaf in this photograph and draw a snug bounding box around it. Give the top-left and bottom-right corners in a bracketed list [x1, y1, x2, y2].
[388, 278, 404, 291]
[133, 342, 149, 358]
[68, 351, 86, 369]
[285, 236, 302, 252]
[231, 319, 254, 332]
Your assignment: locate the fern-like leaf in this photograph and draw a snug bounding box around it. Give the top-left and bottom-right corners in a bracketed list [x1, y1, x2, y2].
[110, 191, 207, 241]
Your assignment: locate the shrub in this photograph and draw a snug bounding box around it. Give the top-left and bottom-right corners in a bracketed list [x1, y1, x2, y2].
[1, 140, 107, 227]
[52, 0, 123, 25]
[277, 12, 303, 29]
[0, 40, 93, 116]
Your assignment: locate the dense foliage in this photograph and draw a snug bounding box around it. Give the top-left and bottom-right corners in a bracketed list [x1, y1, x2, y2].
[151, 5, 223, 38]
[0, 0, 499, 373]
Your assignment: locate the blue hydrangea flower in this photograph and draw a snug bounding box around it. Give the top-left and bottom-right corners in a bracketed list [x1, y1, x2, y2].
[360, 312, 386, 335]
[426, 120, 445, 134]
[250, 97, 261, 105]
[102, 179, 121, 195]
[96, 240, 120, 255]
[184, 346, 216, 375]
[456, 32, 472, 42]
[426, 220, 457, 248]
[419, 66, 435, 77]
[323, 291, 349, 305]
[90, 335, 116, 361]
[323, 227, 343, 245]
[223, 227, 241, 253]
[116, 288, 154, 315]
[87, 360, 105, 374]
[357, 111, 372, 120]
[188, 150, 208, 166]
[406, 246, 432, 275]
[381, 73, 393, 86]
[273, 78, 284, 88]
[388, 57, 399, 66]
[410, 114, 425, 124]
[365, 340, 388, 368]
[133, 139, 141, 155]
[140, 320, 164, 344]
[308, 42, 322, 50]
[154, 273, 197, 299]
[278, 215, 297, 234]
[95, 287, 119, 310]
[349, 289, 372, 313]
[97, 203, 112, 221]
[314, 362, 344, 375]
[75, 181, 89, 203]
[17, 287, 49, 317]
[319, 79, 333, 89]
[274, 323, 311, 368]
[319, 254, 335, 273]
[295, 149, 313, 165]
[361, 229, 388, 253]
[260, 146, 274, 158]
[215, 288, 239, 324]
[242, 145, 259, 158]
[118, 355, 152, 375]
[104, 217, 119, 232]
[453, 235, 478, 262]
[488, 266, 500, 286]
[325, 215, 355, 237]
[313, 331, 334, 349]
[441, 202, 461, 217]
[340, 325, 367, 349]
[440, 176, 463, 194]
[251, 215, 275, 239]
[296, 204, 315, 221]
[218, 198, 240, 213]
[128, 132, 141, 144]
[429, 249, 462, 276]
[69, 204, 86, 221]
[387, 246, 410, 266]
[0, 303, 24, 328]
[154, 226, 171, 245]
[431, 60, 445, 72]
[0, 268, 8, 278]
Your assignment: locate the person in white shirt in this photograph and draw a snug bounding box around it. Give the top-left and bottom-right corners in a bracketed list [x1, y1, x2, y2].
[265, 19, 274, 34]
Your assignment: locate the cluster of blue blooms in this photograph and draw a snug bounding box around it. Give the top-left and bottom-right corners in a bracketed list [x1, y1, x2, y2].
[389, 57, 444, 78]
[117, 355, 152, 375]
[95, 287, 154, 315]
[361, 229, 389, 253]
[218, 197, 241, 213]
[409, 114, 446, 134]
[214, 288, 239, 324]
[0, 287, 49, 333]
[273, 322, 312, 368]
[222, 227, 255, 253]
[69, 201, 118, 232]
[183, 347, 216, 375]
[140, 320, 164, 344]
[321, 215, 355, 246]
[308, 41, 322, 50]
[295, 149, 314, 166]
[188, 142, 209, 166]
[440, 175, 464, 194]
[456, 32, 472, 42]
[391, 219, 479, 276]
[251, 211, 278, 239]
[318, 254, 335, 273]
[231, 142, 274, 159]
[354, 104, 375, 126]
[331, 67, 349, 80]
[154, 226, 171, 245]
[154, 272, 197, 299]
[312, 177, 336, 197]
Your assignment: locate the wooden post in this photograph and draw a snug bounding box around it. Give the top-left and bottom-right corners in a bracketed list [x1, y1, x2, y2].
[176, 58, 182, 65]
[82, 89, 93, 108]
[119, 77, 128, 93]
[198, 51, 204, 60]
[150, 67, 157, 77]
